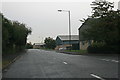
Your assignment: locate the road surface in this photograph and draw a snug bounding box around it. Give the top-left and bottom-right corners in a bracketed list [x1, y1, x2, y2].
[2, 49, 119, 79]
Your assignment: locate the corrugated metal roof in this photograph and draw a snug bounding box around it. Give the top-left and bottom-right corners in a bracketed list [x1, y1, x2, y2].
[57, 35, 79, 41]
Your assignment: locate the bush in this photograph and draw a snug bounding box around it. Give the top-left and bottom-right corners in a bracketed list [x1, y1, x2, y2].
[26, 43, 33, 49]
[87, 42, 119, 53]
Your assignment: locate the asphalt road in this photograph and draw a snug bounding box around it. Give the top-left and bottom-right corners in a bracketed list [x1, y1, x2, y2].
[2, 49, 119, 79]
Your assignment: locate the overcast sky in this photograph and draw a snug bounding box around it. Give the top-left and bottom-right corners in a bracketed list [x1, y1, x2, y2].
[1, 0, 119, 44]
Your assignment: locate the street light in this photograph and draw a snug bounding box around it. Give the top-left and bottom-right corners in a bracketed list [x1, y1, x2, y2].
[58, 9, 71, 50]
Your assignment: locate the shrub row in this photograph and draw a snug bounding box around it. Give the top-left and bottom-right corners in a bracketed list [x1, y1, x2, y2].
[2, 13, 32, 54]
[87, 42, 119, 53]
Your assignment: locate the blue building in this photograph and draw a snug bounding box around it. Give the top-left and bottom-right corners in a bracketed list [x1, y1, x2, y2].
[55, 35, 79, 50]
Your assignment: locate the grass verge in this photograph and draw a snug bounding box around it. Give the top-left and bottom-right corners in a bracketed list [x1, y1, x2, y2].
[2, 60, 10, 69]
[2, 50, 26, 70]
[65, 50, 88, 54]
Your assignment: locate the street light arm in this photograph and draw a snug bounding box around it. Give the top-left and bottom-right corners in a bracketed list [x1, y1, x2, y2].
[58, 10, 70, 12]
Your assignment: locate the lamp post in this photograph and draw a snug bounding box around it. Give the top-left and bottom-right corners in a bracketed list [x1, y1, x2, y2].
[58, 10, 71, 50]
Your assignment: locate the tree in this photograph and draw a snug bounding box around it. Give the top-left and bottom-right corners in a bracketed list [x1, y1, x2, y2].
[81, 0, 120, 53]
[2, 14, 32, 54]
[44, 37, 56, 49]
[91, 0, 114, 18]
[82, 0, 120, 46]
[12, 21, 31, 47]
[26, 42, 33, 49]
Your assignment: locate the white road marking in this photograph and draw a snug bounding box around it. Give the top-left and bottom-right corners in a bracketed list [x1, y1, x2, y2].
[90, 73, 105, 80]
[63, 62, 67, 64]
[101, 59, 119, 63]
[111, 60, 119, 63]
[101, 59, 110, 61]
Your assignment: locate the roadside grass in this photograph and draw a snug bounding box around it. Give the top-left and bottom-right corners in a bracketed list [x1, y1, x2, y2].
[2, 60, 10, 69]
[2, 54, 21, 69]
[2, 50, 26, 69]
[65, 50, 88, 54]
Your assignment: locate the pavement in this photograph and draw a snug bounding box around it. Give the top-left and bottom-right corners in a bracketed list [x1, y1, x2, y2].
[2, 49, 119, 79]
